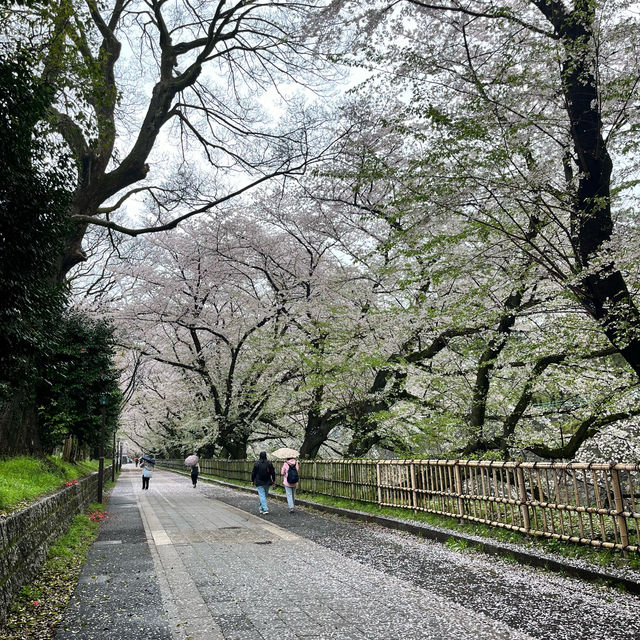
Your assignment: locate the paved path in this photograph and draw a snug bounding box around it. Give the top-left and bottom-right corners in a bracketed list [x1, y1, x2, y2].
[56, 468, 640, 640]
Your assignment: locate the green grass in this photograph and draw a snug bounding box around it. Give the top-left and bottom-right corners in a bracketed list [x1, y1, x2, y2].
[1, 501, 108, 640]
[0, 456, 100, 513]
[47, 509, 98, 570]
[445, 537, 472, 552]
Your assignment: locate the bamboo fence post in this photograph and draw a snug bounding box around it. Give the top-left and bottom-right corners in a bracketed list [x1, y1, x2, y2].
[592, 469, 608, 543]
[350, 461, 355, 501]
[376, 462, 382, 506]
[313, 461, 317, 495]
[553, 468, 566, 537]
[480, 466, 489, 522]
[611, 467, 629, 553]
[437, 463, 445, 513]
[409, 462, 418, 511]
[516, 464, 531, 533]
[454, 461, 465, 519]
[491, 465, 500, 522]
[603, 472, 619, 545]
[330, 461, 335, 497]
[628, 474, 640, 544]
[505, 465, 516, 525]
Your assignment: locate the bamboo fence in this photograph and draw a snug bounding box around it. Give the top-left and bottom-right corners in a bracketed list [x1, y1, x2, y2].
[160, 458, 640, 553]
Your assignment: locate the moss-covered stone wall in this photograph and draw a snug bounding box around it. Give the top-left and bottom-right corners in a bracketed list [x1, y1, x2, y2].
[0, 466, 111, 620]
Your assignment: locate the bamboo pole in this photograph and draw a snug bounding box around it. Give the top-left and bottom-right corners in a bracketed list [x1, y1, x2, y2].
[592, 469, 608, 543]
[516, 465, 531, 533]
[454, 462, 465, 519]
[611, 468, 630, 552]
[628, 474, 640, 546]
[409, 462, 418, 511]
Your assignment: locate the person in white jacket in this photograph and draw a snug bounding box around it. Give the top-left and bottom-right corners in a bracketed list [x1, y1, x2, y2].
[141, 461, 152, 490]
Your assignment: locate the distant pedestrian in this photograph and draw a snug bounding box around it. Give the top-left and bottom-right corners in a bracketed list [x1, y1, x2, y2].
[134, 457, 138, 467]
[281, 457, 299, 513]
[251, 451, 275, 514]
[141, 460, 152, 490]
[190, 462, 200, 488]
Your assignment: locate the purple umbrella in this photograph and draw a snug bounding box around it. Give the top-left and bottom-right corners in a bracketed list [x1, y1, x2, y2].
[184, 455, 199, 467]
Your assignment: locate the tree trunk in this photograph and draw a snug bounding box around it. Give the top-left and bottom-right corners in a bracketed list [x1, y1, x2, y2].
[0, 392, 41, 456]
[538, 1, 640, 379]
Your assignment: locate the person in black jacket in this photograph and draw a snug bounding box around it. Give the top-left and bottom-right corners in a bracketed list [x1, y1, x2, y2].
[251, 451, 276, 514]
[190, 462, 200, 488]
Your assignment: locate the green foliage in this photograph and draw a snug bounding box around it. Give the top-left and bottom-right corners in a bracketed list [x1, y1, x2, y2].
[17, 584, 43, 601]
[0, 455, 99, 512]
[445, 537, 473, 553]
[47, 512, 96, 567]
[0, 48, 71, 401]
[36, 311, 122, 454]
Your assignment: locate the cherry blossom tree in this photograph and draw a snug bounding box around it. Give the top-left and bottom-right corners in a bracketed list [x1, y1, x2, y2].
[303, 95, 640, 460]
[307, 0, 640, 458]
[0, 1, 348, 278]
[65, 0, 640, 462]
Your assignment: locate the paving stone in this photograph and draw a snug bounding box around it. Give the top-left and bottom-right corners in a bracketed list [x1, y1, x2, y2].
[197, 477, 640, 640]
[54, 477, 171, 640]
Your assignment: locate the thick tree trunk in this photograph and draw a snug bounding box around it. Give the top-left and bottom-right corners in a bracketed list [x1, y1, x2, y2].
[536, 0, 640, 379]
[574, 272, 640, 379]
[299, 395, 329, 459]
[0, 392, 41, 456]
[468, 290, 522, 439]
[216, 422, 248, 459]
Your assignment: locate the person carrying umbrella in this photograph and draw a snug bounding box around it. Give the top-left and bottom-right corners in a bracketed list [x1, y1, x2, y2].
[140, 455, 154, 490]
[251, 451, 276, 515]
[185, 455, 199, 488]
[281, 456, 300, 513]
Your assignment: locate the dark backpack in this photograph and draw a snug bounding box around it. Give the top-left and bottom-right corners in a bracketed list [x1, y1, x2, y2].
[286, 463, 299, 484]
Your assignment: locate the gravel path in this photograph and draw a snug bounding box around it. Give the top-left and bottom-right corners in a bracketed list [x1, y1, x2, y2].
[197, 478, 640, 640]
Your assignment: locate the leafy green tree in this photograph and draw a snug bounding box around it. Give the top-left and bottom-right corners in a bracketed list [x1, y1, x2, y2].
[0, 49, 71, 453]
[37, 311, 121, 459]
[1, 0, 339, 451]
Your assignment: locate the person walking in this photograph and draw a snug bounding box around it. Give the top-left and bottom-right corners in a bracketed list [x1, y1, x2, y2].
[251, 451, 275, 514]
[141, 460, 152, 490]
[190, 462, 200, 488]
[134, 456, 138, 467]
[281, 457, 299, 513]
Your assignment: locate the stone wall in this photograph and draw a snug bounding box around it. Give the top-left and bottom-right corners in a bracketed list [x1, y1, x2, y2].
[0, 466, 111, 620]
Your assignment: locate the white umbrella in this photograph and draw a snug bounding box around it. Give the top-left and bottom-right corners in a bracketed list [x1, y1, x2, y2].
[184, 454, 199, 467]
[270, 447, 300, 460]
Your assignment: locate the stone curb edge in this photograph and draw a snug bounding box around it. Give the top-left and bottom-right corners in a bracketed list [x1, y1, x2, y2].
[163, 467, 640, 594]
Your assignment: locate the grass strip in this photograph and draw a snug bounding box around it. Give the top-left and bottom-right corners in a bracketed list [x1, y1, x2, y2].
[0, 456, 100, 514]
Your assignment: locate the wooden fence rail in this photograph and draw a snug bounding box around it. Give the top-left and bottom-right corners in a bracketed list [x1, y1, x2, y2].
[158, 458, 640, 553]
